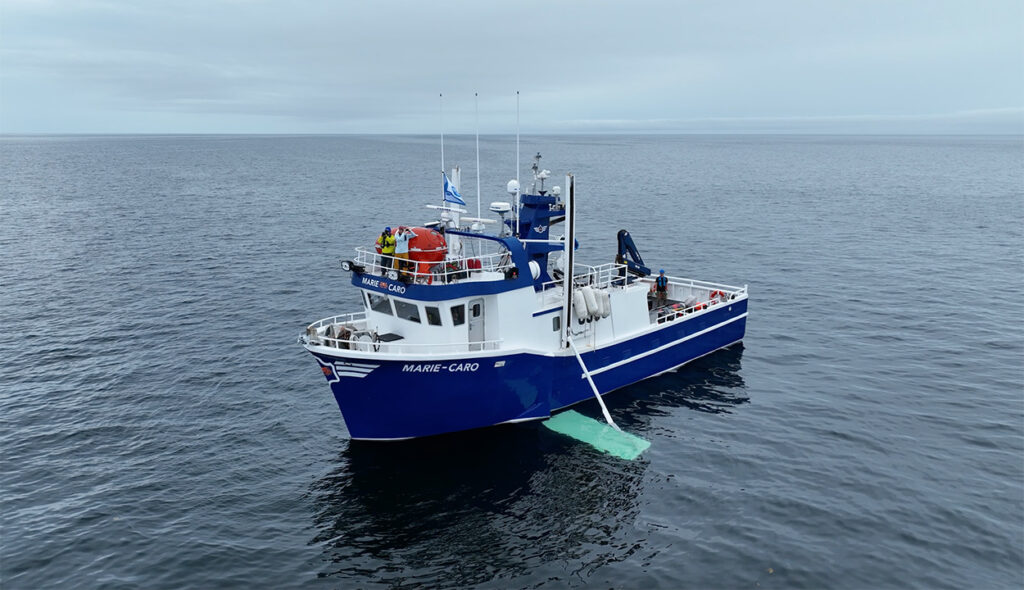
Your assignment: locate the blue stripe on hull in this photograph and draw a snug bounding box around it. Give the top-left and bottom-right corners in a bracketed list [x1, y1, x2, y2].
[308, 299, 747, 440]
[312, 352, 552, 440]
[555, 302, 748, 410]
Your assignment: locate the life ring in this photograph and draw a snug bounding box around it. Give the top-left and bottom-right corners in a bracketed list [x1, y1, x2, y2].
[709, 290, 726, 300]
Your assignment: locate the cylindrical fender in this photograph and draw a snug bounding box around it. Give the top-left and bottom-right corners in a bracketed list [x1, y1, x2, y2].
[528, 260, 541, 280]
[582, 286, 600, 317]
[599, 290, 611, 318]
[573, 290, 588, 320]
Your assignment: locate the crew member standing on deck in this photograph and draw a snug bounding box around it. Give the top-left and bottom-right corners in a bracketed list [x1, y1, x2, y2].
[376, 227, 396, 272]
[655, 269, 669, 307]
[394, 226, 417, 278]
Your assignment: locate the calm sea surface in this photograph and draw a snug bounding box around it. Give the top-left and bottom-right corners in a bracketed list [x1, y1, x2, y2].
[1, 134, 1022, 589]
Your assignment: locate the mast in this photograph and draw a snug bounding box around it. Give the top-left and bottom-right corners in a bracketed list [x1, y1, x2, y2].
[440, 93, 445, 204]
[561, 174, 575, 349]
[515, 90, 520, 237]
[475, 92, 481, 219]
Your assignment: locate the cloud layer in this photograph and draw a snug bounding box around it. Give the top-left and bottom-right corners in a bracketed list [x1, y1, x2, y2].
[2, 0, 1022, 133]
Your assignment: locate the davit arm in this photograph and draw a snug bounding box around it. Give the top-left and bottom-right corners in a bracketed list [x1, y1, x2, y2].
[616, 229, 651, 277]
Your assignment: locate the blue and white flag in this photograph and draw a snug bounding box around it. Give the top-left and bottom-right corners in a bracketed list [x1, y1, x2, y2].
[443, 171, 465, 206]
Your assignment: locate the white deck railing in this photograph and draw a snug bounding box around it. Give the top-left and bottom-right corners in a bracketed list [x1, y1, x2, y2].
[646, 276, 748, 324]
[351, 247, 515, 284]
[321, 338, 503, 354]
[537, 261, 632, 293]
[301, 313, 503, 355]
[306, 312, 368, 331]
[658, 276, 748, 296]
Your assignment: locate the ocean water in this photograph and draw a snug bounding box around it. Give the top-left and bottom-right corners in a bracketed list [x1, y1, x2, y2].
[1, 134, 1022, 589]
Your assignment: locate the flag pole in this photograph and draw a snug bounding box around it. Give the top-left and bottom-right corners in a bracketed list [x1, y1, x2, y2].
[475, 92, 481, 220]
[515, 90, 520, 237]
[440, 93, 445, 204]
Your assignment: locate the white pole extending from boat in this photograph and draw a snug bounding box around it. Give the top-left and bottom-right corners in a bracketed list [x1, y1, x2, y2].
[569, 339, 621, 431]
[561, 173, 574, 351]
[560, 174, 620, 431]
[475, 92, 481, 220]
[515, 90, 520, 237]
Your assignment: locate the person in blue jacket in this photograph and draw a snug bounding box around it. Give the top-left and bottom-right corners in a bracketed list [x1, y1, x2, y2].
[655, 269, 669, 306]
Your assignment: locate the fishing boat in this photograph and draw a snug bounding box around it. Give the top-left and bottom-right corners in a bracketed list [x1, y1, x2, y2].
[298, 154, 748, 441]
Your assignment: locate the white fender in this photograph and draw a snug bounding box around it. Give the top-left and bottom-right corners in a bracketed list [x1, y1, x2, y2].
[573, 290, 588, 320]
[599, 290, 611, 318]
[528, 260, 541, 280]
[582, 286, 600, 317]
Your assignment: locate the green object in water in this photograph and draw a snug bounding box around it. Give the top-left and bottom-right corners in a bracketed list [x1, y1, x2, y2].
[542, 410, 651, 460]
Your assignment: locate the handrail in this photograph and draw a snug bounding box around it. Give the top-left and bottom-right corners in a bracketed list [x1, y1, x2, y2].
[653, 292, 742, 324]
[306, 312, 367, 330]
[314, 335, 504, 354]
[351, 247, 515, 284]
[538, 261, 632, 293]
[641, 275, 747, 295]
[303, 314, 504, 354]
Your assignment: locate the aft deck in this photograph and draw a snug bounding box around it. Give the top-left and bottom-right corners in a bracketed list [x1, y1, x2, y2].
[643, 275, 748, 323]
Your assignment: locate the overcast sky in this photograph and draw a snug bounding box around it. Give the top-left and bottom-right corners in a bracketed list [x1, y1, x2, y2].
[1, 0, 1022, 134]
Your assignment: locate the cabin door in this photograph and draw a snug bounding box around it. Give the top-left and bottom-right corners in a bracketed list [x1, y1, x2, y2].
[468, 298, 484, 349]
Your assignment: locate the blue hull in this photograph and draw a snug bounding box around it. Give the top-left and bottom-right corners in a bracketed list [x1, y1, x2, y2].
[309, 299, 747, 440]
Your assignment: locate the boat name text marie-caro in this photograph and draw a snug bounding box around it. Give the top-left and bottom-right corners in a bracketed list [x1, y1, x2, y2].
[402, 362, 481, 373]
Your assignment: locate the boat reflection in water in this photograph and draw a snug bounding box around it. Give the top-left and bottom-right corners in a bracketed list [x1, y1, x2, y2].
[306, 346, 746, 587]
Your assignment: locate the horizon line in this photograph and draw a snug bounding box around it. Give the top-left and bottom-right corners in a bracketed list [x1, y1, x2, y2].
[2, 131, 1023, 138]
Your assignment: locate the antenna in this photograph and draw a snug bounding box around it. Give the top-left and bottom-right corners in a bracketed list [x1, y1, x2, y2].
[515, 90, 520, 237]
[439, 93, 445, 204]
[475, 92, 481, 220]
[530, 152, 550, 195]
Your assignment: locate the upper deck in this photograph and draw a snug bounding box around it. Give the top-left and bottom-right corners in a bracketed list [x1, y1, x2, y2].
[352, 245, 517, 285]
[344, 230, 540, 302]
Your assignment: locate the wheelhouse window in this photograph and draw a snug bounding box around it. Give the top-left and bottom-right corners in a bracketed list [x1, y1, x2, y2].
[393, 299, 421, 323]
[450, 304, 465, 326]
[425, 306, 442, 326]
[367, 292, 392, 315]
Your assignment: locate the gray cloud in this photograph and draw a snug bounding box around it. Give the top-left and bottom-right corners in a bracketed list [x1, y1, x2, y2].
[1, 0, 1022, 133]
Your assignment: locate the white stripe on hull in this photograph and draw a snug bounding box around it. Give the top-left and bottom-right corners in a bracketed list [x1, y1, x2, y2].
[586, 312, 747, 377]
